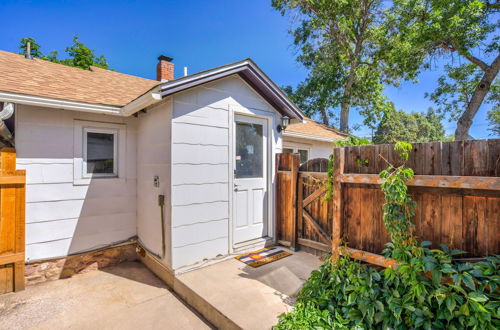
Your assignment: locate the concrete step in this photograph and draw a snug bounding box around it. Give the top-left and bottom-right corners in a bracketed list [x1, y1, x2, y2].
[140, 249, 322, 329]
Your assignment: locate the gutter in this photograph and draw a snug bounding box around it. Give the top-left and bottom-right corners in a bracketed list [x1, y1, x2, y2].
[0, 102, 14, 146]
[0, 91, 122, 115]
[121, 86, 162, 116]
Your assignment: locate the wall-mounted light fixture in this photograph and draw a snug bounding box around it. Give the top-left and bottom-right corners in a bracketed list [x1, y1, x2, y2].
[277, 115, 290, 133]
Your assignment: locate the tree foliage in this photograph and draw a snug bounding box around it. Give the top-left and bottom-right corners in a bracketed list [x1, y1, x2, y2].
[373, 107, 445, 144]
[427, 63, 499, 133]
[487, 109, 500, 136]
[19, 36, 109, 70]
[272, 0, 424, 132]
[393, 0, 500, 140]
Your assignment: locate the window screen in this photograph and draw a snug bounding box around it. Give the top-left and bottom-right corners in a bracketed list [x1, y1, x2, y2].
[86, 131, 115, 175]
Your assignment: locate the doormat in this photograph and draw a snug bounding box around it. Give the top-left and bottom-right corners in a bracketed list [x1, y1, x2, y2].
[235, 247, 292, 268]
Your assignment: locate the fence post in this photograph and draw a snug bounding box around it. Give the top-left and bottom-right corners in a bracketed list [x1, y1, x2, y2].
[0, 148, 26, 292]
[290, 154, 300, 251]
[331, 147, 345, 260]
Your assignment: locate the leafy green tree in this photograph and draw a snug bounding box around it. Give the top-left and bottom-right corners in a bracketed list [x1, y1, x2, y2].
[394, 0, 500, 140]
[373, 107, 445, 144]
[487, 109, 500, 135]
[19, 36, 109, 70]
[427, 63, 499, 135]
[272, 0, 424, 133]
[18, 37, 43, 58]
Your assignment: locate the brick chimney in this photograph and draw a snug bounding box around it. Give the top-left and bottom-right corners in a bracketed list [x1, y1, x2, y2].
[156, 55, 174, 81]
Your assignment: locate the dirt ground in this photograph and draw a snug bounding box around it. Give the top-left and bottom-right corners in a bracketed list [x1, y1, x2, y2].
[0, 261, 212, 330]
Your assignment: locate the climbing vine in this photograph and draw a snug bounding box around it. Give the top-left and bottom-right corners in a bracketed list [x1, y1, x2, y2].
[379, 141, 418, 262]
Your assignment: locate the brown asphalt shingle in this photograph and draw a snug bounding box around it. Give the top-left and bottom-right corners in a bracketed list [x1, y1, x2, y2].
[0, 50, 160, 107]
[286, 118, 348, 140]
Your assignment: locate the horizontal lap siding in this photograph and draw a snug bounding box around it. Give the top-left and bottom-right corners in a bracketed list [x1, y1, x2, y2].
[136, 100, 172, 265]
[170, 76, 283, 270]
[171, 85, 230, 269]
[16, 105, 137, 261]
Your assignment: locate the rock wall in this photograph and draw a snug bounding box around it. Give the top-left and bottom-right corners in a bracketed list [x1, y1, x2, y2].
[25, 243, 138, 285]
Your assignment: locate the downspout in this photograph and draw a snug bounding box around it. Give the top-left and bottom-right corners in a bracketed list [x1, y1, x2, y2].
[0, 102, 15, 146]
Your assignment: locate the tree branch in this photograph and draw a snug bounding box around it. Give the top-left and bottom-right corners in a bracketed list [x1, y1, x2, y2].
[464, 54, 490, 72]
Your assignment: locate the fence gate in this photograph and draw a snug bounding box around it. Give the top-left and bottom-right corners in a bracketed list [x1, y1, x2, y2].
[0, 148, 25, 294]
[276, 154, 334, 254]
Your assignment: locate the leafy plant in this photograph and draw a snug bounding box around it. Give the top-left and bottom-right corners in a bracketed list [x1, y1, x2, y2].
[275, 250, 500, 329]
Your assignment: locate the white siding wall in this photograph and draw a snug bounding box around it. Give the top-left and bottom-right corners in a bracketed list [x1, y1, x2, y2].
[283, 137, 334, 160]
[16, 105, 137, 261]
[170, 75, 282, 270]
[136, 100, 173, 267]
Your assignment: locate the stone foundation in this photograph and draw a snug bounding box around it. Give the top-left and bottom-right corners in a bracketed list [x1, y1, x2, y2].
[25, 243, 138, 285]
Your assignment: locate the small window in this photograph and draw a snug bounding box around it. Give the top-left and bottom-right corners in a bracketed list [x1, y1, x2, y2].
[298, 149, 309, 163]
[283, 148, 294, 154]
[83, 128, 117, 177]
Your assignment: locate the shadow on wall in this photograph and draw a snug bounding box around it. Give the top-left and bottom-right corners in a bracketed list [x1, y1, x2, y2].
[16, 107, 139, 272]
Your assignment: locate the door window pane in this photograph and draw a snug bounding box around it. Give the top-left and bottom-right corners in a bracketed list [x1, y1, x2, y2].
[298, 149, 309, 164]
[86, 132, 115, 175]
[235, 122, 263, 178]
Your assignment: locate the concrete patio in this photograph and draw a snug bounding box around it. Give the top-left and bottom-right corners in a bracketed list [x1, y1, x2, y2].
[174, 249, 322, 330]
[0, 249, 322, 330]
[0, 261, 212, 330]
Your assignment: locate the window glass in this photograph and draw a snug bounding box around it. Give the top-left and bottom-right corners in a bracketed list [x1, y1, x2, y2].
[235, 122, 263, 178]
[86, 132, 115, 175]
[283, 148, 293, 154]
[298, 149, 309, 164]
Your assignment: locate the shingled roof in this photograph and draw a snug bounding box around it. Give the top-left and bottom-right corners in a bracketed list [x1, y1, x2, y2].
[0, 50, 160, 107]
[285, 118, 348, 141]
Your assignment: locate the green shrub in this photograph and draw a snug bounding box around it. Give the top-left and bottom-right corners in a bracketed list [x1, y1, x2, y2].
[275, 250, 499, 329]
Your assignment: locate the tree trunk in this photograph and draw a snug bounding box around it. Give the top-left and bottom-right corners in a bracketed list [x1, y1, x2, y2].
[340, 100, 350, 132]
[320, 108, 329, 125]
[340, 71, 356, 133]
[455, 55, 500, 140]
[339, 51, 361, 133]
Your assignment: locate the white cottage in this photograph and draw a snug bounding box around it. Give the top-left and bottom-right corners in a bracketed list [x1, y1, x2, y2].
[0, 50, 340, 279]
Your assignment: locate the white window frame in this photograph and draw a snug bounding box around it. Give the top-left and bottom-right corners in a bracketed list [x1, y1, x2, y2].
[82, 127, 118, 178]
[73, 120, 127, 185]
[282, 144, 311, 163]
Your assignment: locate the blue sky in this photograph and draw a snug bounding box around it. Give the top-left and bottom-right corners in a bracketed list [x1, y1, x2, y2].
[1, 0, 496, 138]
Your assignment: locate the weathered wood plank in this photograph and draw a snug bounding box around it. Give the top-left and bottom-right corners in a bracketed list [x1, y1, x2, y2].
[302, 185, 328, 207]
[290, 154, 300, 250]
[331, 148, 345, 259]
[0, 148, 26, 294]
[0, 176, 25, 185]
[341, 173, 500, 190]
[343, 248, 398, 269]
[303, 210, 331, 243]
[298, 238, 330, 252]
[0, 253, 24, 264]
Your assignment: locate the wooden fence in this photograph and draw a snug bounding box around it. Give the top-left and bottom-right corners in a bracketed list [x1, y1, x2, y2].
[0, 148, 26, 294]
[276, 139, 500, 264]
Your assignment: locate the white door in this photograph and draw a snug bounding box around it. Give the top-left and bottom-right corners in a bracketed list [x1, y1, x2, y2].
[233, 114, 268, 244]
